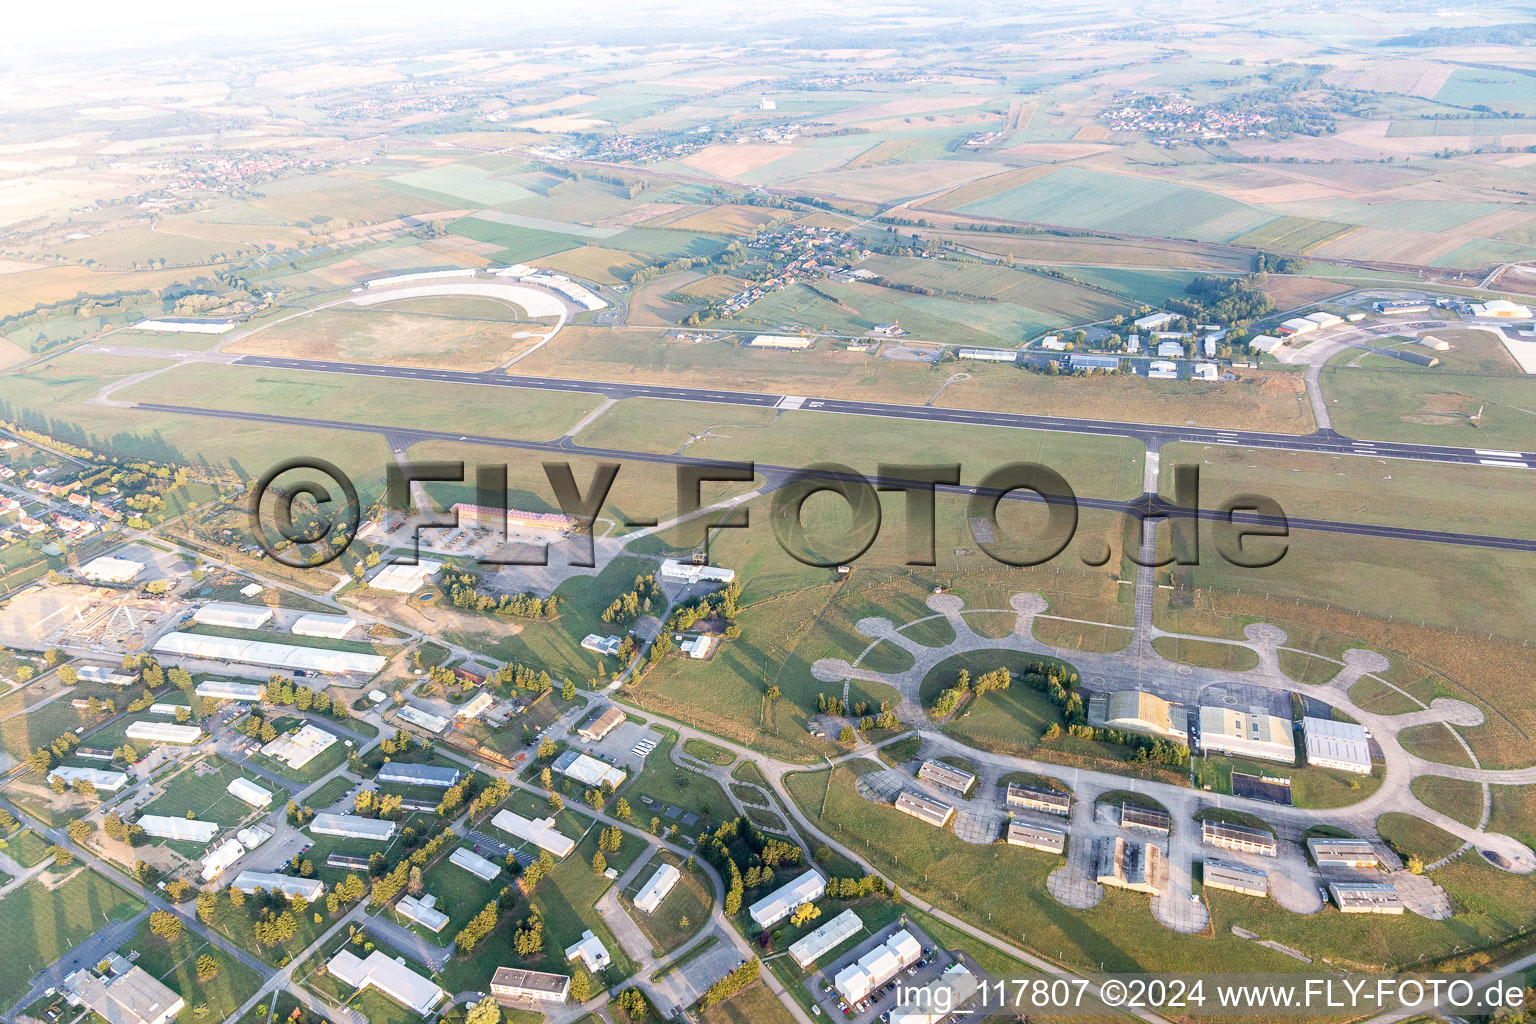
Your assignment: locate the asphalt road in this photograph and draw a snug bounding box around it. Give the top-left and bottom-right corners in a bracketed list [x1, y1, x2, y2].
[231, 354, 1536, 469]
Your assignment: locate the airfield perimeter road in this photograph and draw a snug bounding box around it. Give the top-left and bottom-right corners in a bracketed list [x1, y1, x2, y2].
[230, 353, 1536, 470]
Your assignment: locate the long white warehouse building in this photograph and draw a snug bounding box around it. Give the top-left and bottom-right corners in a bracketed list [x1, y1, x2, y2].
[491, 809, 575, 858]
[192, 602, 274, 629]
[155, 631, 385, 675]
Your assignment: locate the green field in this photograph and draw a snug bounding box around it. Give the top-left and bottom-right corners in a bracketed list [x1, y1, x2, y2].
[1150, 635, 1260, 672]
[0, 869, 146, 1005]
[619, 851, 711, 954]
[141, 756, 277, 823]
[124, 914, 264, 1022]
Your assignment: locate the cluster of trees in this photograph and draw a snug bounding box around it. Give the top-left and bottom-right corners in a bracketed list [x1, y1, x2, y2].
[368, 827, 456, 908]
[1254, 253, 1305, 274]
[490, 661, 556, 694]
[699, 956, 761, 1008]
[816, 692, 847, 716]
[665, 580, 742, 634]
[1046, 721, 1190, 768]
[1164, 274, 1276, 329]
[262, 675, 344, 718]
[512, 905, 545, 956]
[699, 815, 805, 919]
[353, 789, 404, 820]
[519, 849, 558, 893]
[931, 667, 1011, 717]
[103, 811, 146, 846]
[440, 568, 559, 618]
[26, 730, 81, 773]
[378, 729, 413, 757]
[453, 885, 516, 955]
[601, 574, 661, 626]
[614, 987, 651, 1021]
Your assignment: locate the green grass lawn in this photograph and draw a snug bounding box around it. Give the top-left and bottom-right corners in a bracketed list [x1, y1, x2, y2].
[141, 755, 275, 823]
[1409, 776, 1483, 828]
[625, 729, 734, 830]
[1398, 723, 1475, 768]
[619, 851, 711, 955]
[299, 933, 435, 1024]
[123, 914, 263, 1022]
[0, 868, 146, 1005]
[682, 738, 735, 766]
[1150, 635, 1260, 672]
[2, 828, 53, 867]
[1277, 648, 1341, 685]
[1193, 753, 1383, 809]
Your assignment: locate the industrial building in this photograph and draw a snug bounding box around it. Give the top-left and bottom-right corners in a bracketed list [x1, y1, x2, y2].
[1201, 820, 1278, 857]
[456, 692, 496, 720]
[1304, 311, 1343, 329]
[192, 602, 274, 629]
[1308, 837, 1379, 868]
[450, 847, 503, 881]
[310, 812, 398, 841]
[1277, 317, 1318, 336]
[1471, 299, 1531, 318]
[397, 893, 449, 933]
[137, 815, 219, 843]
[451, 503, 575, 534]
[955, 346, 1018, 363]
[1203, 858, 1268, 898]
[1089, 690, 1188, 744]
[789, 908, 862, 968]
[748, 868, 826, 929]
[634, 862, 681, 914]
[1148, 360, 1178, 379]
[889, 965, 979, 1024]
[580, 634, 623, 656]
[552, 748, 627, 789]
[492, 809, 575, 858]
[195, 679, 265, 702]
[1330, 882, 1404, 914]
[1121, 803, 1172, 836]
[1095, 837, 1166, 896]
[367, 559, 443, 593]
[1006, 822, 1066, 854]
[260, 723, 337, 769]
[377, 762, 462, 788]
[1156, 340, 1185, 358]
[47, 766, 128, 792]
[327, 949, 446, 1015]
[564, 930, 611, 972]
[1249, 334, 1285, 355]
[1006, 783, 1071, 816]
[895, 791, 955, 828]
[290, 613, 357, 639]
[579, 706, 626, 741]
[125, 721, 202, 745]
[659, 559, 736, 585]
[200, 839, 247, 881]
[1376, 301, 1429, 314]
[917, 759, 975, 796]
[78, 665, 135, 686]
[230, 871, 324, 901]
[1192, 362, 1220, 381]
[1199, 706, 1296, 764]
[78, 555, 145, 584]
[490, 967, 571, 1005]
[834, 929, 923, 1004]
[154, 632, 385, 675]
[747, 333, 814, 349]
[1134, 312, 1176, 331]
[1301, 717, 1373, 775]
[1071, 353, 1121, 371]
[64, 966, 183, 1024]
[227, 777, 273, 807]
[397, 704, 449, 734]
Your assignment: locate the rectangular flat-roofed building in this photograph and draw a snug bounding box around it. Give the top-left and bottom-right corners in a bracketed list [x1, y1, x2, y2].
[200, 839, 247, 881]
[227, 777, 273, 808]
[1006, 783, 1071, 816]
[78, 665, 135, 686]
[195, 679, 264, 702]
[491, 967, 570, 1005]
[748, 334, 814, 349]
[125, 721, 202, 745]
[552, 748, 627, 789]
[789, 908, 862, 968]
[956, 347, 1018, 363]
[457, 692, 495, 720]
[1331, 881, 1403, 914]
[1376, 302, 1429, 314]
[1308, 837, 1379, 868]
[137, 814, 219, 843]
[1204, 857, 1268, 897]
[291, 613, 357, 639]
[64, 966, 183, 1024]
[1199, 706, 1296, 764]
[564, 929, 610, 972]
[917, 759, 975, 796]
[659, 559, 736, 585]
[492, 809, 575, 858]
[895, 790, 955, 828]
[192, 602, 274, 629]
[48, 766, 129, 792]
[1091, 690, 1188, 744]
[260, 723, 337, 769]
[1095, 836, 1166, 896]
[579, 706, 626, 741]
[310, 812, 397, 842]
[834, 928, 922, 1004]
[1201, 820, 1277, 857]
[327, 853, 371, 871]
[748, 868, 826, 929]
[634, 862, 681, 914]
[396, 704, 449, 734]
[230, 871, 324, 901]
[79, 555, 145, 584]
[368, 560, 442, 593]
[1302, 717, 1373, 775]
[327, 949, 445, 1015]
[889, 965, 979, 1024]
[396, 893, 449, 933]
[377, 762, 462, 788]
[1121, 803, 1172, 835]
[450, 847, 502, 881]
[154, 632, 385, 675]
[1007, 822, 1066, 854]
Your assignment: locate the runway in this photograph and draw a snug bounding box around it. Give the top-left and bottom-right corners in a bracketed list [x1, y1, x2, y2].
[231, 354, 1536, 469]
[130, 401, 1536, 555]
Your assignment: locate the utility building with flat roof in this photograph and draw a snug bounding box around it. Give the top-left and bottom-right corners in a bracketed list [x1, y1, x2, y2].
[450, 847, 502, 881]
[155, 632, 385, 675]
[291, 613, 357, 639]
[397, 894, 449, 933]
[1204, 857, 1268, 897]
[917, 759, 975, 796]
[1331, 882, 1404, 914]
[396, 704, 449, 734]
[789, 908, 862, 968]
[126, 721, 202, 745]
[230, 871, 324, 901]
[1302, 717, 1373, 775]
[1095, 837, 1166, 896]
[227, 777, 273, 808]
[260, 723, 337, 769]
[377, 762, 462, 788]
[1309, 837, 1379, 868]
[492, 809, 575, 858]
[1201, 820, 1277, 857]
[834, 929, 923, 1004]
[1199, 706, 1296, 764]
[48, 766, 129, 792]
[491, 967, 570, 1005]
[1007, 822, 1066, 854]
[552, 748, 627, 789]
[748, 868, 825, 929]
[1121, 803, 1172, 835]
[634, 862, 681, 914]
[137, 815, 219, 843]
[895, 790, 955, 828]
[192, 602, 273, 629]
[195, 679, 264, 702]
[64, 966, 183, 1024]
[79, 555, 145, 584]
[310, 813, 397, 841]
[1006, 783, 1070, 816]
[327, 949, 446, 1015]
